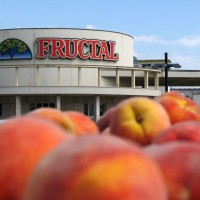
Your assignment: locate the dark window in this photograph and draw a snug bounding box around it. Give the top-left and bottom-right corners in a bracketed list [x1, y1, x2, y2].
[30, 103, 36, 111]
[0, 104, 2, 116]
[100, 103, 107, 116]
[50, 103, 55, 108]
[29, 103, 55, 111]
[43, 103, 48, 107]
[142, 64, 151, 68]
[84, 104, 88, 115]
[84, 103, 107, 117]
[84, 103, 94, 117]
[37, 103, 42, 108]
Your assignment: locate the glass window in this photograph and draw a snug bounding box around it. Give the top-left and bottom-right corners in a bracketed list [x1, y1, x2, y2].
[43, 103, 48, 107]
[100, 103, 107, 116]
[30, 103, 36, 111]
[84, 103, 94, 117]
[142, 64, 151, 68]
[84, 104, 88, 115]
[0, 104, 2, 116]
[29, 103, 55, 111]
[84, 103, 107, 117]
[37, 103, 42, 108]
[50, 103, 55, 108]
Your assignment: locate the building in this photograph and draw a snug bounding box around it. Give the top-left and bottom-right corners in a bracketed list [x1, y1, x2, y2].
[1, 28, 200, 121]
[138, 59, 200, 102]
[0, 28, 161, 120]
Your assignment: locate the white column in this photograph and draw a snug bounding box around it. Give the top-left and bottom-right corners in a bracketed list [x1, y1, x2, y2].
[16, 96, 21, 116]
[56, 96, 61, 110]
[131, 69, 135, 88]
[116, 68, 120, 87]
[94, 96, 100, 122]
[154, 72, 159, 89]
[144, 71, 149, 88]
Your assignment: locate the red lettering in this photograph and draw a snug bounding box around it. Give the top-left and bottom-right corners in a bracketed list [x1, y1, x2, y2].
[98, 41, 110, 60]
[49, 39, 65, 58]
[36, 38, 119, 61]
[64, 39, 78, 59]
[89, 40, 101, 59]
[37, 39, 51, 58]
[108, 41, 119, 61]
[78, 39, 90, 59]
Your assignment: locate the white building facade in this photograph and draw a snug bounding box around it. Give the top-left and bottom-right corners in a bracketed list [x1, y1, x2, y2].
[0, 28, 162, 120]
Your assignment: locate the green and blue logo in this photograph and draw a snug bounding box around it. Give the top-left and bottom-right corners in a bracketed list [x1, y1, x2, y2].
[0, 38, 32, 60]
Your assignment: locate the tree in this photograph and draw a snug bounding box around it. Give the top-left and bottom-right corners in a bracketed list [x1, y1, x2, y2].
[0, 39, 28, 59]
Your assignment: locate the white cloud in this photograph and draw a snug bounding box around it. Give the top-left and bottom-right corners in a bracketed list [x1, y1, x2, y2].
[45, 25, 58, 28]
[134, 35, 200, 48]
[85, 24, 96, 29]
[133, 52, 139, 57]
[172, 54, 200, 70]
[134, 35, 167, 44]
[175, 36, 200, 47]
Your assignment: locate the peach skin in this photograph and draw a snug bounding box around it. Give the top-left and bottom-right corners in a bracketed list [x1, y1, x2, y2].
[110, 97, 171, 145]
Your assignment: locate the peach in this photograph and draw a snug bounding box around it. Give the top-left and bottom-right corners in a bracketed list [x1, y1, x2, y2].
[110, 97, 171, 145]
[153, 120, 200, 144]
[144, 142, 200, 200]
[0, 116, 71, 200]
[97, 107, 115, 132]
[24, 135, 168, 200]
[64, 111, 99, 135]
[27, 107, 75, 133]
[156, 91, 200, 124]
[101, 127, 111, 135]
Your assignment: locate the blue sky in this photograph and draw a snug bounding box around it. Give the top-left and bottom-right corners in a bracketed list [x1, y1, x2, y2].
[1, 0, 200, 69]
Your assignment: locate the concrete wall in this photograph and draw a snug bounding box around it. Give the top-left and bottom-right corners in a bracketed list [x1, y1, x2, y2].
[0, 28, 133, 67]
[0, 28, 133, 87]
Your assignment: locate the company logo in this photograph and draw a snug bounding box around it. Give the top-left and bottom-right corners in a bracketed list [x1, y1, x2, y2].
[36, 38, 119, 61]
[0, 38, 32, 60]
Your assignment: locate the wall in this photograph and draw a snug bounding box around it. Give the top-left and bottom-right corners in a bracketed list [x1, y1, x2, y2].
[0, 28, 133, 67]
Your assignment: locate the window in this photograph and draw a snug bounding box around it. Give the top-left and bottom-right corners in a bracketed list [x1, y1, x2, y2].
[30, 103, 55, 111]
[142, 64, 151, 68]
[100, 103, 107, 116]
[84, 103, 107, 117]
[84, 103, 94, 117]
[0, 104, 2, 117]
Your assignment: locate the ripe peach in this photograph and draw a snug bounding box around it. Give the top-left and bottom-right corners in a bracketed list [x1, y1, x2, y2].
[101, 127, 111, 135]
[97, 107, 115, 132]
[0, 116, 71, 200]
[64, 111, 99, 135]
[110, 97, 171, 145]
[153, 120, 200, 144]
[27, 107, 75, 133]
[24, 135, 168, 200]
[144, 142, 200, 200]
[156, 91, 200, 124]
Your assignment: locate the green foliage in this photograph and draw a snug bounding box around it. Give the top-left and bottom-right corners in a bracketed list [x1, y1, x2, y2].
[0, 39, 28, 59]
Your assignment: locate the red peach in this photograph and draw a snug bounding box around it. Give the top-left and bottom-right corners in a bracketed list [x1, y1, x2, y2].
[97, 107, 115, 132]
[101, 127, 111, 135]
[156, 91, 200, 124]
[24, 135, 168, 200]
[0, 116, 71, 200]
[27, 107, 75, 133]
[65, 111, 99, 135]
[144, 142, 200, 200]
[153, 120, 200, 144]
[110, 97, 171, 145]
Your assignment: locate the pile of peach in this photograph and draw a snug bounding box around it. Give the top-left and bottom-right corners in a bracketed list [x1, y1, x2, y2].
[1, 91, 200, 200]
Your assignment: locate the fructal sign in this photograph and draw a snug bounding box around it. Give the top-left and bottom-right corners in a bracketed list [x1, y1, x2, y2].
[36, 38, 119, 61]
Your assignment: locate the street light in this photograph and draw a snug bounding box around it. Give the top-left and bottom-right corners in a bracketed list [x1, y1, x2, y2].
[151, 52, 181, 92]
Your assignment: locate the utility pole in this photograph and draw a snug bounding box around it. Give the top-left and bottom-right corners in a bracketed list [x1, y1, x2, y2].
[164, 52, 168, 92]
[152, 52, 181, 92]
